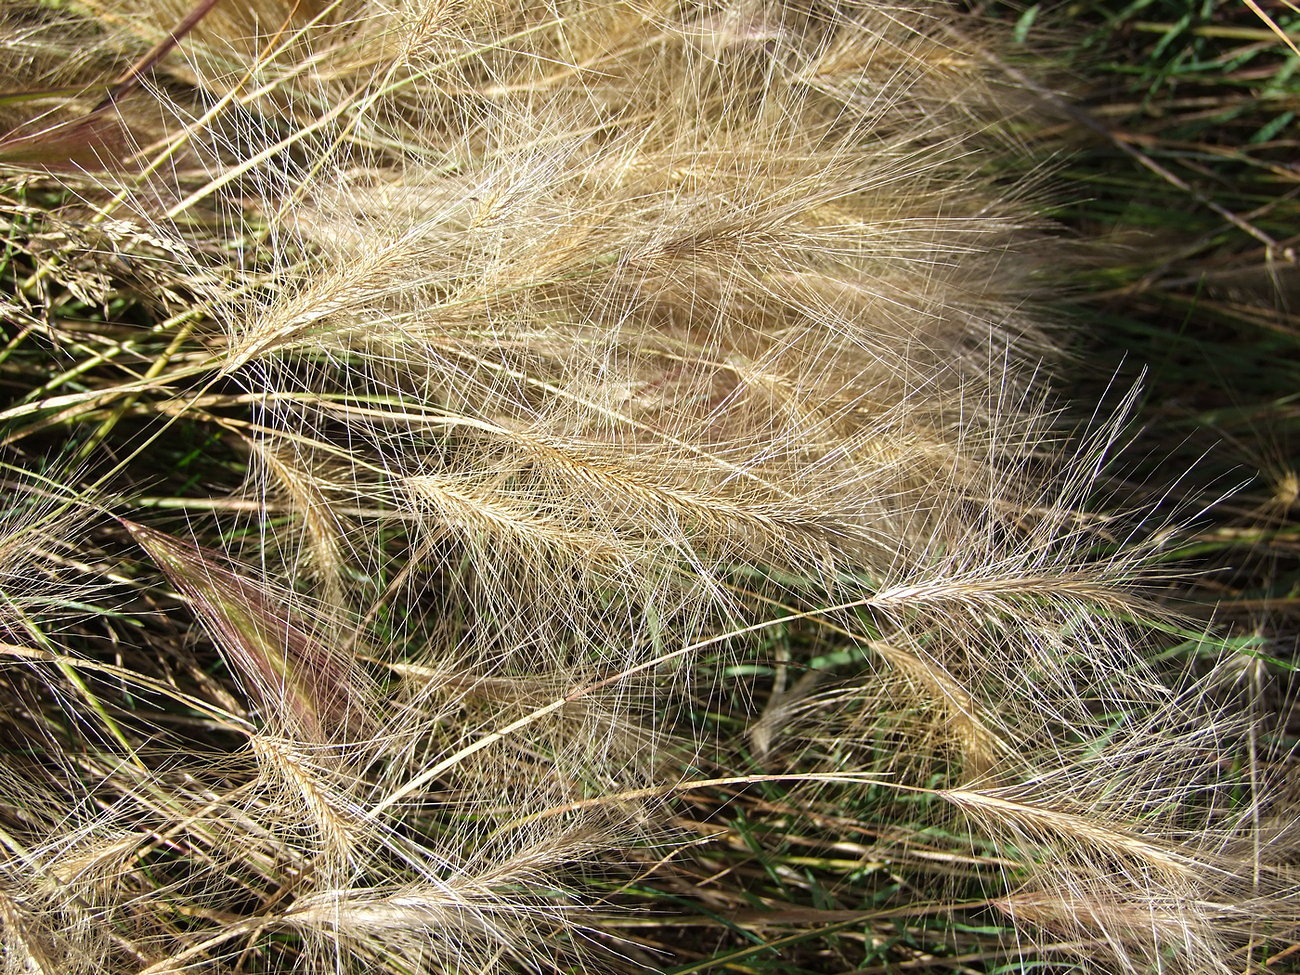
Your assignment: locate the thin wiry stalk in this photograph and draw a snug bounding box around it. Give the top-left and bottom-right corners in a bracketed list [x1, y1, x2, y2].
[0, 0, 1294, 972]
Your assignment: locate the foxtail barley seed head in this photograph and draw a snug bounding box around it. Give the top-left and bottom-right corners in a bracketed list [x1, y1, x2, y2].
[0, 1, 1293, 972]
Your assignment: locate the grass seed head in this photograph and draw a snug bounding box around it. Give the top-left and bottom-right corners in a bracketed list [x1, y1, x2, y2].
[0, 1, 1293, 972]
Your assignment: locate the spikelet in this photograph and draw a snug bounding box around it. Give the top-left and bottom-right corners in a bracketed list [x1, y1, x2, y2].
[1, 1, 1293, 973]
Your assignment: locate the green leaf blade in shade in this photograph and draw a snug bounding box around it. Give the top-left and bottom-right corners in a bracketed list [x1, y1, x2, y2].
[120, 518, 363, 742]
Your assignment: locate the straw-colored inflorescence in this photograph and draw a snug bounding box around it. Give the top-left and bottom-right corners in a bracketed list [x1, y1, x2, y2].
[0, 0, 1293, 972]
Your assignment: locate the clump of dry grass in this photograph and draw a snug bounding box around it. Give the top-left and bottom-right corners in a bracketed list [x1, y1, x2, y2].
[0, 0, 1295, 972]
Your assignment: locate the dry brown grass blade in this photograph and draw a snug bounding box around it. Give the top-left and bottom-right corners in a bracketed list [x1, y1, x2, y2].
[95, 0, 225, 110]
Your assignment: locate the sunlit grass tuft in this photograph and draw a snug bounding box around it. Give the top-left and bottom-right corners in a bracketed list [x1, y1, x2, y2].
[0, 0, 1296, 972]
